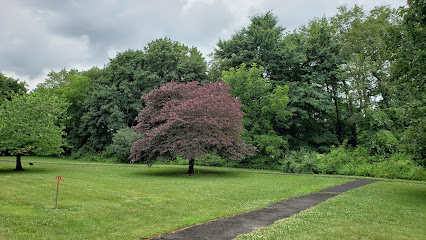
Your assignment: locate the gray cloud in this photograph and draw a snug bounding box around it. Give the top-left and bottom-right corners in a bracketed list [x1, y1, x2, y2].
[0, 0, 406, 89]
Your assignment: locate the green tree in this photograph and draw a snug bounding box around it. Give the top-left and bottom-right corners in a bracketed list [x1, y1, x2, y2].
[271, 19, 339, 152]
[35, 68, 93, 152]
[214, 12, 340, 152]
[139, 37, 208, 91]
[332, 5, 399, 143]
[79, 38, 208, 153]
[389, 0, 425, 164]
[0, 73, 27, 101]
[213, 11, 285, 81]
[105, 127, 141, 163]
[0, 93, 68, 171]
[222, 63, 291, 158]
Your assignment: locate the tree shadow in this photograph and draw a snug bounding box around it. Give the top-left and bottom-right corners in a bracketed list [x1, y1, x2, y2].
[133, 167, 239, 179]
[0, 167, 55, 175]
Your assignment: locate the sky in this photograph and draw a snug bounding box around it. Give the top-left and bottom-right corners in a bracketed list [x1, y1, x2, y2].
[0, 0, 407, 90]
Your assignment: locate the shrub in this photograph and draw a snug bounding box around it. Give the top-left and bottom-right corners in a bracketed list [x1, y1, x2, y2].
[282, 148, 318, 174]
[70, 152, 116, 163]
[196, 154, 227, 167]
[373, 154, 425, 180]
[306, 143, 425, 180]
[105, 128, 141, 163]
[252, 134, 288, 159]
[316, 144, 347, 174]
[365, 130, 399, 156]
[233, 156, 282, 170]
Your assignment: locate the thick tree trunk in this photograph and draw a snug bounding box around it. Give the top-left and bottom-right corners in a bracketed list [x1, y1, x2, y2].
[187, 159, 195, 175]
[14, 155, 25, 171]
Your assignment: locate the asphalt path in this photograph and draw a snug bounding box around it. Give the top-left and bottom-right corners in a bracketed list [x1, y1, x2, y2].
[149, 179, 377, 240]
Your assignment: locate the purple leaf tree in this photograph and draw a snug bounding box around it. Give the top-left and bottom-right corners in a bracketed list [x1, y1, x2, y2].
[130, 81, 255, 174]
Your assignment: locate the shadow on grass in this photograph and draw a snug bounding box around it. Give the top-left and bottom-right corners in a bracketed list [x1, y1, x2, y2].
[134, 167, 240, 179]
[0, 167, 55, 175]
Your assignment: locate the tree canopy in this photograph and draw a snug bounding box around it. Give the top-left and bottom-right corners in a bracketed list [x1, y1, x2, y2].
[0, 93, 68, 170]
[77, 38, 208, 153]
[130, 81, 255, 174]
[0, 73, 27, 101]
[222, 63, 290, 158]
[3, 3, 423, 171]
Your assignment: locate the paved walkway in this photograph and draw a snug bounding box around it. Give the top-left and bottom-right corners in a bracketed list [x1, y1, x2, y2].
[150, 179, 376, 240]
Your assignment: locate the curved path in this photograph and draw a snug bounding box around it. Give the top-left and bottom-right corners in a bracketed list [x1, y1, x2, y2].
[150, 179, 376, 240]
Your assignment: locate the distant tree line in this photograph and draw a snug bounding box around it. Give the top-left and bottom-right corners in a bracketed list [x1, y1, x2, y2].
[1, 2, 424, 177]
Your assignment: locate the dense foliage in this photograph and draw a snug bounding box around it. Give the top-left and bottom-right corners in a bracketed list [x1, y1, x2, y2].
[222, 63, 291, 160]
[211, 3, 424, 173]
[130, 81, 255, 173]
[104, 127, 141, 163]
[0, 93, 68, 170]
[0, 73, 27, 101]
[1, 2, 424, 179]
[77, 38, 208, 153]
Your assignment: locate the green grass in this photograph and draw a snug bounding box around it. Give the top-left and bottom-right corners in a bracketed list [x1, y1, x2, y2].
[0, 156, 349, 239]
[236, 181, 426, 240]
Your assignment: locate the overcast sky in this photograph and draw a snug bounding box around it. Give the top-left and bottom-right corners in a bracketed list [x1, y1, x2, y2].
[1, 0, 407, 90]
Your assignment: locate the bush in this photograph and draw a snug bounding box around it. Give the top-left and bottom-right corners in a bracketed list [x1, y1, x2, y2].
[293, 142, 426, 181]
[365, 130, 399, 156]
[282, 148, 318, 174]
[231, 156, 282, 170]
[373, 154, 426, 180]
[316, 144, 347, 174]
[197, 154, 227, 167]
[252, 134, 288, 159]
[104, 128, 141, 163]
[71, 152, 116, 163]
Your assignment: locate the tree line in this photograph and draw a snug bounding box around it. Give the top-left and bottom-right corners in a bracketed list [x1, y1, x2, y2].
[1, 2, 424, 177]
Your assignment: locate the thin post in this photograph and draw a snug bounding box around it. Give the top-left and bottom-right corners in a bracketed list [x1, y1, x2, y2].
[55, 184, 59, 209]
[55, 176, 63, 210]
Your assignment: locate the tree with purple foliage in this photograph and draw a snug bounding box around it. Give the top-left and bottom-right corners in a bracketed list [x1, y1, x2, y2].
[130, 81, 256, 174]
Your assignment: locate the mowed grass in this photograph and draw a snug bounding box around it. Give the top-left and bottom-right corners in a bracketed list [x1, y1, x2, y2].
[236, 181, 426, 240]
[0, 157, 349, 239]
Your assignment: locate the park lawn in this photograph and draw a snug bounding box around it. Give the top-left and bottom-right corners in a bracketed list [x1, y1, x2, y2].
[236, 181, 426, 240]
[0, 156, 349, 239]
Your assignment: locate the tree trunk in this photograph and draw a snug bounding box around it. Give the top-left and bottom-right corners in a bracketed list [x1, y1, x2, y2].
[187, 159, 195, 175]
[333, 94, 343, 144]
[14, 155, 25, 171]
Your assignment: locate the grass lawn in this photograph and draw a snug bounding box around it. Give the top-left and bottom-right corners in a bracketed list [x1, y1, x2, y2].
[0, 156, 349, 239]
[236, 181, 426, 240]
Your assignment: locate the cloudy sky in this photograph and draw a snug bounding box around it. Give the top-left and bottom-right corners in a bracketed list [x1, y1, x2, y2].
[1, 0, 406, 89]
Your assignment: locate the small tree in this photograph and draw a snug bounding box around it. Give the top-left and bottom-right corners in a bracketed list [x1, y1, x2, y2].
[105, 127, 141, 163]
[0, 93, 68, 171]
[130, 81, 255, 174]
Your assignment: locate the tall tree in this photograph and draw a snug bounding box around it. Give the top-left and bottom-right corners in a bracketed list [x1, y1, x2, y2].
[130, 81, 255, 174]
[35, 68, 93, 152]
[214, 12, 339, 152]
[79, 38, 208, 153]
[301, 18, 344, 142]
[222, 63, 291, 158]
[0, 93, 68, 171]
[213, 11, 285, 80]
[329, 5, 400, 147]
[389, 0, 425, 164]
[0, 73, 27, 101]
[333, 5, 396, 109]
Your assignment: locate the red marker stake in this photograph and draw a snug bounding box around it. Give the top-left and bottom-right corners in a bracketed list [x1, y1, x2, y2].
[55, 176, 64, 210]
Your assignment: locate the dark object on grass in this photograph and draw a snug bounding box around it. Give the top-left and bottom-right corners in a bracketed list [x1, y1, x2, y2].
[29, 162, 34, 167]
